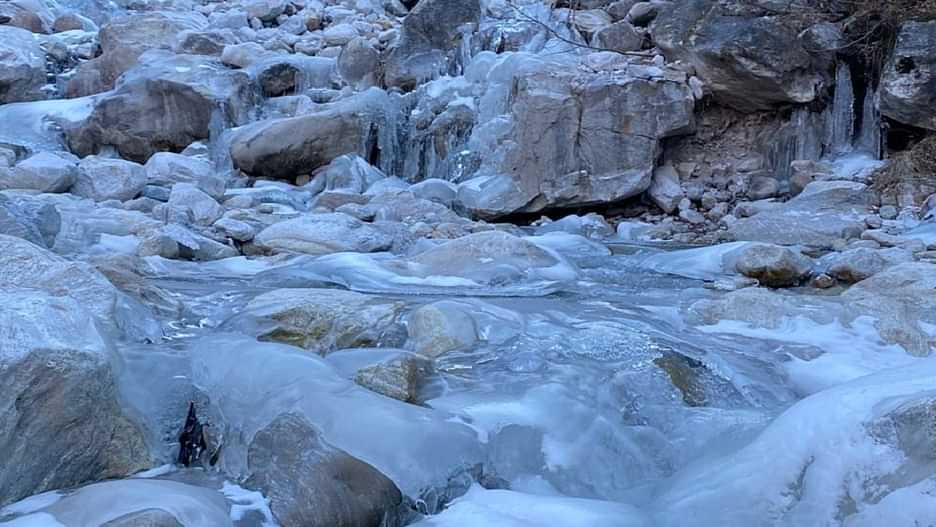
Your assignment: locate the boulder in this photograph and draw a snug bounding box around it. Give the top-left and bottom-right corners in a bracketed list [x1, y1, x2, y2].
[648, 164, 683, 214]
[880, 21, 936, 131]
[384, 0, 481, 90]
[65, 11, 209, 97]
[354, 354, 435, 404]
[0, 26, 46, 104]
[0, 289, 150, 506]
[246, 413, 406, 527]
[66, 51, 258, 164]
[0, 233, 158, 339]
[230, 88, 392, 181]
[407, 300, 478, 357]
[733, 243, 811, 287]
[728, 181, 871, 248]
[247, 55, 338, 97]
[72, 156, 147, 202]
[316, 154, 387, 194]
[338, 36, 380, 88]
[254, 212, 395, 255]
[822, 247, 888, 284]
[137, 224, 238, 261]
[2, 151, 78, 193]
[458, 55, 694, 218]
[591, 20, 643, 52]
[651, 0, 828, 111]
[143, 152, 224, 199]
[165, 183, 223, 225]
[0, 193, 60, 247]
[241, 288, 406, 353]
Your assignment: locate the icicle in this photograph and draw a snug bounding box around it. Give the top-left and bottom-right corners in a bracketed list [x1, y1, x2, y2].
[830, 62, 855, 154]
[856, 88, 882, 159]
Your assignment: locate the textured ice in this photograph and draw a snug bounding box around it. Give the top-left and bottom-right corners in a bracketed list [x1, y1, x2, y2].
[639, 242, 754, 281]
[411, 485, 650, 527]
[189, 334, 485, 497]
[652, 361, 936, 526]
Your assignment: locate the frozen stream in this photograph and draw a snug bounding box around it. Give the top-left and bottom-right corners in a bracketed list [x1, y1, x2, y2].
[7, 233, 933, 526]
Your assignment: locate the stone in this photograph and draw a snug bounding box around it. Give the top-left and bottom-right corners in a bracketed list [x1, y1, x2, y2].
[384, 0, 481, 90]
[220, 41, 270, 68]
[143, 152, 224, 199]
[2, 151, 78, 193]
[648, 164, 683, 214]
[137, 224, 238, 261]
[246, 413, 406, 527]
[173, 29, 236, 56]
[0, 26, 46, 104]
[627, 1, 658, 26]
[652, 0, 828, 111]
[733, 243, 811, 287]
[230, 88, 392, 181]
[166, 183, 223, 225]
[410, 178, 457, 207]
[354, 354, 435, 403]
[591, 20, 643, 52]
[729, 181, 871, 248]
[0, 288, 150, 506]
[242, 288, 405, 353]
[459, 55, 694, 218]
[66, 51, 257, 164]
[248, 55, 338, 97]
[881, 21, 936, 131]
[823, 247, 887, 284]
[880, 205, 899, 220]
[101, 509, 184, 527]
[843, 262, 936, 356]
[407, 300, 478, 358]
[254, 212, 394, 255]
[72, 156, 147, 202]
[65, 11, 208, 97]
[316, 154, 387, 194]
[747, 175, 780, 201]
[0, 194, 60, 248]
[337, 36, 380, 87]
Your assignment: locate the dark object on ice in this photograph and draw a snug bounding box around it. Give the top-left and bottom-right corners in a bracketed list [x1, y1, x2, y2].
[177, 402, 207, 467]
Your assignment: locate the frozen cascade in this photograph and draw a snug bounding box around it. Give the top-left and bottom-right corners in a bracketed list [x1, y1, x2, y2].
[830, 62, 855, 154]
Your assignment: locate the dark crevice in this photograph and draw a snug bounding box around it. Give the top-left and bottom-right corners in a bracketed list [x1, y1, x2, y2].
[884, 118, 929, 153]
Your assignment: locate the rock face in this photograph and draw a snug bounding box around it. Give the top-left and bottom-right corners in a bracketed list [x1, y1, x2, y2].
[254, 213, 394, 255]
[66, 11, 209, 97]
[459, 56, 695, 218]
[881, 21, 936, 131]
[729, 181, 871, 248]
[384, 0, 482, 90]
[733, 243, 811, 288]
[230, 88, 392, 180]
[242, 288, 406, 353]
[0, 26, 46, 104]
[651, 0, 828, 111]
[66, 51, 258, 164]
[0, 289, 150, 507]
[246, 413, 406, 527]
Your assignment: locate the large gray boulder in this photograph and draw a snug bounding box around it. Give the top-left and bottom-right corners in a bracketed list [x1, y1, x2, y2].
[2, 151, 78, 193]
[384, 0, 481, 90]
[240, 288, 406, 353]
[66, 51, 258, 164]
[230, 88, 392, 181]
[0, 193, 60, 247]
[0, 26, 46, 104]
[0, 233, 159, 340]
[458, 56, 694, 218]
[65, 11, 208, 97]
[651, 0, 828, 111]
[881, 21, 936, 131]
[0, 288, 150, 507]
[254, 212, 395, 255]
[733, 243, 811, 287]
[246, 413, 407, 527]
[72, 155, 148, 202]
[729, 181, 871, 248]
